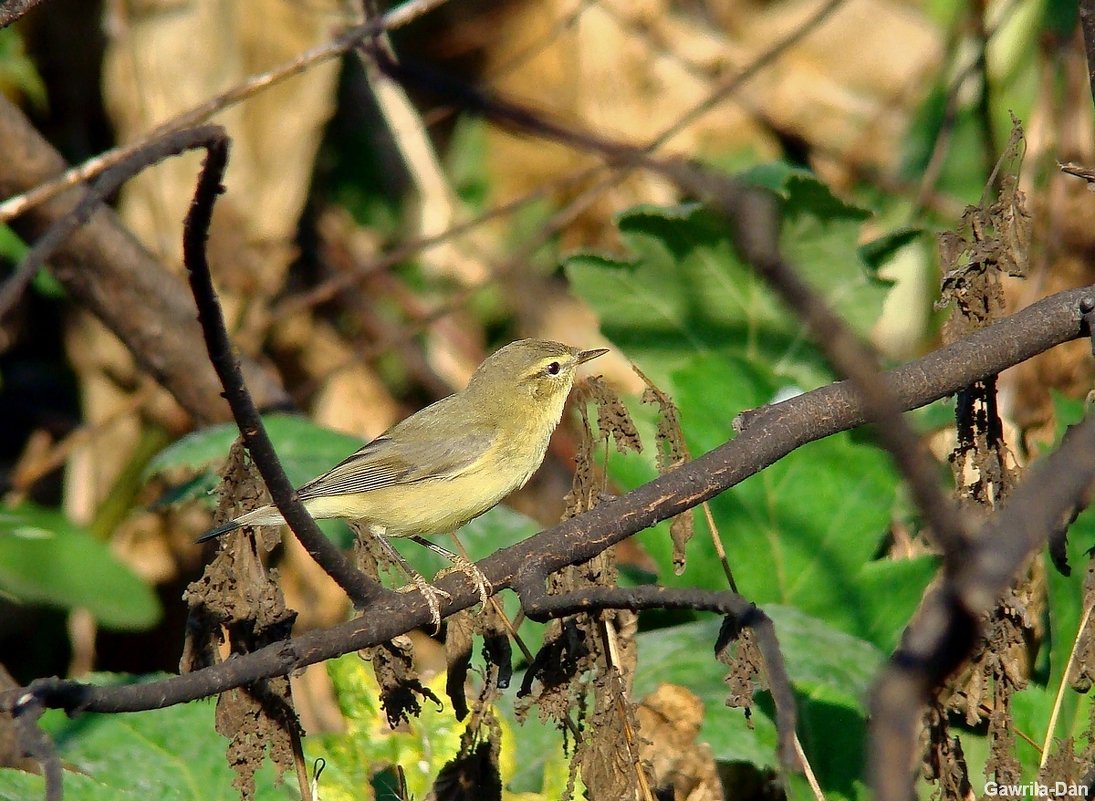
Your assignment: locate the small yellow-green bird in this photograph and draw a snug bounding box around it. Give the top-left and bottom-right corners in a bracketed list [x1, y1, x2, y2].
[198, 339, 607, 546]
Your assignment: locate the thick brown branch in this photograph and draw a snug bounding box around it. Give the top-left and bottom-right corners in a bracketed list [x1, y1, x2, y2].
[2, 282, 1088, 720]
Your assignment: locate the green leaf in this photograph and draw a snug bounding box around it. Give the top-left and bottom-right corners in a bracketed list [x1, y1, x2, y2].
[0, 504, 160, 629]
[0, 675, 298, 801]
[147, 413, 363, 488]
[632, 607, 881, 800]
[0, 28, 47, 109]
[0, 225, 28, 262]
[567, 167, 887, 390]
[854, 555, 939, 654]
[858, 226, 923, 273]
[603, 355, 924, 649]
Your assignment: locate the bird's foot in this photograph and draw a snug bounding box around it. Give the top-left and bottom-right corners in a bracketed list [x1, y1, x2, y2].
[437, 554, 493, 609]
[396, 574, 450, 633]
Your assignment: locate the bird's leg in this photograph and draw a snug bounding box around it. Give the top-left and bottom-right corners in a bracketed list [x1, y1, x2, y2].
[409, 535, 492, 608]
[365, 529, 449, 633]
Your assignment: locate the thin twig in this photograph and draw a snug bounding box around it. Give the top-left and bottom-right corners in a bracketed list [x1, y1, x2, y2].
[179, 125, 383, 607]
[0, 127, 236, 319]
[1, 280, 1090, 747]
[1040, 600, 1095, 769]
[794, 733, 826, 801]
[701, 500, 738, 593]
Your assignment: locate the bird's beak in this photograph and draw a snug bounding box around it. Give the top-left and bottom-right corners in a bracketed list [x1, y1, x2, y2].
[577, 347, 609, 365]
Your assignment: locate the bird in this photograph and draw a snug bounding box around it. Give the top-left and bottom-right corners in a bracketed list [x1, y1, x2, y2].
[198, 339, 607, 617]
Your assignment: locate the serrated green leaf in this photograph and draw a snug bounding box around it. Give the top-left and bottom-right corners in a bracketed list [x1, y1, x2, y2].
[566, 170, 887, 390]
[0, 504, 160, 629]
[605, 355, 921, 649]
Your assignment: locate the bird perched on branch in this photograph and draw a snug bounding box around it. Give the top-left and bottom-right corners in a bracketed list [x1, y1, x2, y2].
[199, 338, 608, 623]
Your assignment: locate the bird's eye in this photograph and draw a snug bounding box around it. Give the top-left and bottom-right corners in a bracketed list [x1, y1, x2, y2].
[546, 361, 561, 376]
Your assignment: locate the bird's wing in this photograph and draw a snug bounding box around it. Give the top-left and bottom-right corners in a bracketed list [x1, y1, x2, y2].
[295, 424, 494, 500]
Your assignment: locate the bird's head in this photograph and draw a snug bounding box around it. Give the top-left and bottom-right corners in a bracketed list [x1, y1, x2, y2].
[466, 338, 608, 418]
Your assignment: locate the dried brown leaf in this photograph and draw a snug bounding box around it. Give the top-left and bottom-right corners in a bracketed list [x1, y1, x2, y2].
[216, 677, 301, 801]
[180, 441, 301, 799]
[985, 698, 1022, 787]
[575, 670, 652, 801]
[363, 635, 441, 729]
[634, 364, 696, 572]
[445, 610, 475, 721]
[433, 740, 502, 801]
[1038, 738, 1084, 787]
[1069, 566, 1095, 692]
[565, 377, 642, 518]
[477, 600, 513, 694]
[668, 514, 694, 577]
[517, 552, 622, 722]
[588, 376, 643, 455]
[564, 390, 599, 519]
[923, 704, 973, 801]
[716, 623, 764, 718]
[515, 617, 591, 727]
[636, 684, 722, 801]
[937, 117, 1030, 339]
[435, 706, 505, 801]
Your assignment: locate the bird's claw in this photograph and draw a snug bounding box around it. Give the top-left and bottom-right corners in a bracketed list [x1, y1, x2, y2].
[437, 557, 493, 609]
[397, 577, 450, 633]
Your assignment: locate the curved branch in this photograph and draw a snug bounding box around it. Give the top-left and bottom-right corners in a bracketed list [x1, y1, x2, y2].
[181, 127, 383, 607]
[2, 281, 1088, 719]
[870, 411, 1095, 801]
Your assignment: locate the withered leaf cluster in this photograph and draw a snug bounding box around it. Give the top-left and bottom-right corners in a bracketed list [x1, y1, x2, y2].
[181, 441, 301, 800]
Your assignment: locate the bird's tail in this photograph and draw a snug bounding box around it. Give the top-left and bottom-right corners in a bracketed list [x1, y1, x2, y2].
[196, 504, 286, 543]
